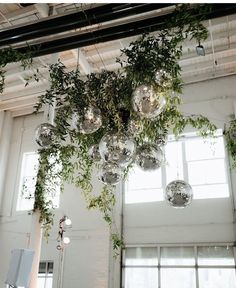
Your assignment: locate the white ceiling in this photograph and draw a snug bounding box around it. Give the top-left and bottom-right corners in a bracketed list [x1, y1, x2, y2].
[0, 3, 236, 117]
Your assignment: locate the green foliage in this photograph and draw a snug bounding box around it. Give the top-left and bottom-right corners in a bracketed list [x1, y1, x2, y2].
[0, 46, 37, 93]
[32, 4, 217, 254]
[224, 119, 236, 168]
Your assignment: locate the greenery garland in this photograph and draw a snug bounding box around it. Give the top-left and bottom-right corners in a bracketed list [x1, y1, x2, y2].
[31, 4, 218, 254]
[0, 46, 38, 93]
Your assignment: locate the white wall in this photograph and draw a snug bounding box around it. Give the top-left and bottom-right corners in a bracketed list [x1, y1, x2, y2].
[0, 75, 236, 288]
[0, 112, 112, 288]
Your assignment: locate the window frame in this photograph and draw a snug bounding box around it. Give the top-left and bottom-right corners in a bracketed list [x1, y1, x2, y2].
[125, 130, 231, 204]
[16, 151, 61, 212]
[122, 244, 236, 288]
[38, 260, 54, 288]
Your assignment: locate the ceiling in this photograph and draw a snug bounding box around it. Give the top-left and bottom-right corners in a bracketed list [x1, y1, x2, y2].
[1, 3, 236, 117]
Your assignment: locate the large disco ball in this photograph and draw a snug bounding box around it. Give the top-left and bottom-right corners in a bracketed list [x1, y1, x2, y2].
[35, 123, 56, 148]
[155, 69, 172, 88]
[99, 133, 136, 166]
[79, 106, 102, 134]
[98, 162, 122, 185]
[136, 143, 164, 171]
[88, 144, 101, 162]
[165, 180, 193, 208]
[132, 84, 166, 119]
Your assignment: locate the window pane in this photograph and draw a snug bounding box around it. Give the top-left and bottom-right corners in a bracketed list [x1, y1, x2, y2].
[165, 141, 183, 183]
[193, 184, 229, 199]
[198, 246, 235, 265]
[188, 159, 226, 185]
[185, 137, 225, 161]
[199, 268, 236, 288]
[126, 166, 162, 204]
[17, 152, 39, 211]
[47, 262, 54, 274]
[125, 248, 158, 266]
[45, 278, 53, 288]
[125, 188, 163, 204]
[127, 166, 162, 190]
[161, 247, 195, 265]
[38, 277, 46, 288]
[125, 268, 158, 288]
[39, 262, 46, 273]
[161, 268, 196, 288]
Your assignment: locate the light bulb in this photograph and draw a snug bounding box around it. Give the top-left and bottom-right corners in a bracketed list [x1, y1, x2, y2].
[65, 218, 72, 226]
[63, 237, 70, 245]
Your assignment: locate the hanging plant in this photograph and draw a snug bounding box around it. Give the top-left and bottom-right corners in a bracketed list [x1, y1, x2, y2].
[32, 4, 217, 253]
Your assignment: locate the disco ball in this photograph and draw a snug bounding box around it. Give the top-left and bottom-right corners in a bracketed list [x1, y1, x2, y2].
[132, 84, 166, 119]
[98, 162, 122, 185]
[136, 143, 164, 171]
[79, 106, 102, 134]
[128, 119, 143, 136]
[155, 69, 172, 88]
[165, 180, 193, 208]
[35, 123, 56, 148]
[99, 132, 136, 167]
[88, 144, 101, 162]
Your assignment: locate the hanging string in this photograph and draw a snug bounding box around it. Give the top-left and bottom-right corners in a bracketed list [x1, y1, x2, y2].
[79, 4, 107, 71]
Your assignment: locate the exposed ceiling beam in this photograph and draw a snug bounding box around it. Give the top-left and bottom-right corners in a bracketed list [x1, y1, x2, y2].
[0, 4, 172, 47]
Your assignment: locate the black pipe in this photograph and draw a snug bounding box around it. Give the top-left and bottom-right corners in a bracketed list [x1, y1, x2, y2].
[0, 4, 174, 47]
[15, 4, 236, 58]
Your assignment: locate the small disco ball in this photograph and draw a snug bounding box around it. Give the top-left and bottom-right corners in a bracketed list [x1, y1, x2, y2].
[98, 162, 122, 185]
[128, 119, 143, 136]
[35, 123, 56, 148]
[99, 132, 136, 167]
[165, 180, 193, 208]
[79, 106, 102, 134]
[156, 134, 168, 146]
[155, 69, 172, 88]
[88, 144, 101, 162]
[136, 143, 164, 171]
[132, 84, 166, 119]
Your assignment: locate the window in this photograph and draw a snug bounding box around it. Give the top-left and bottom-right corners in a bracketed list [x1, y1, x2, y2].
[16, 152, 60, 211]
[125, 130, 229, 204]
[38, 261, 54, 288]
[123, 246, 236, 288]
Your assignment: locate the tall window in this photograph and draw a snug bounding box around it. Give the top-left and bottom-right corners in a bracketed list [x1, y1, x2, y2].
[16, 152, 60, 211]
[125, 131, 229, 204]
[38, 261, 54, 288]
[123, 245, 236, 288]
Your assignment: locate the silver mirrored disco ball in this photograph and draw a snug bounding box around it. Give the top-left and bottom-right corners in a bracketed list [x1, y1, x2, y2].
[136, 143, 164, 171]
[155, 69, 172, 88]
[99, 132, 136, 167]
[79, 106, 102, 134]
[98, 162, 122, 185]
[128, 119, 143, 136]
[165, 180, 193, 208]
[35, 123, 56, 148]
[88, 144, 101, 162]
[132, 84, 166, 119]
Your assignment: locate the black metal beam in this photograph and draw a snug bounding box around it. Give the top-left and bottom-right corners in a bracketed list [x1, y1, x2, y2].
[0, 3, 174, 47]
[14, 4, 236, 59]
